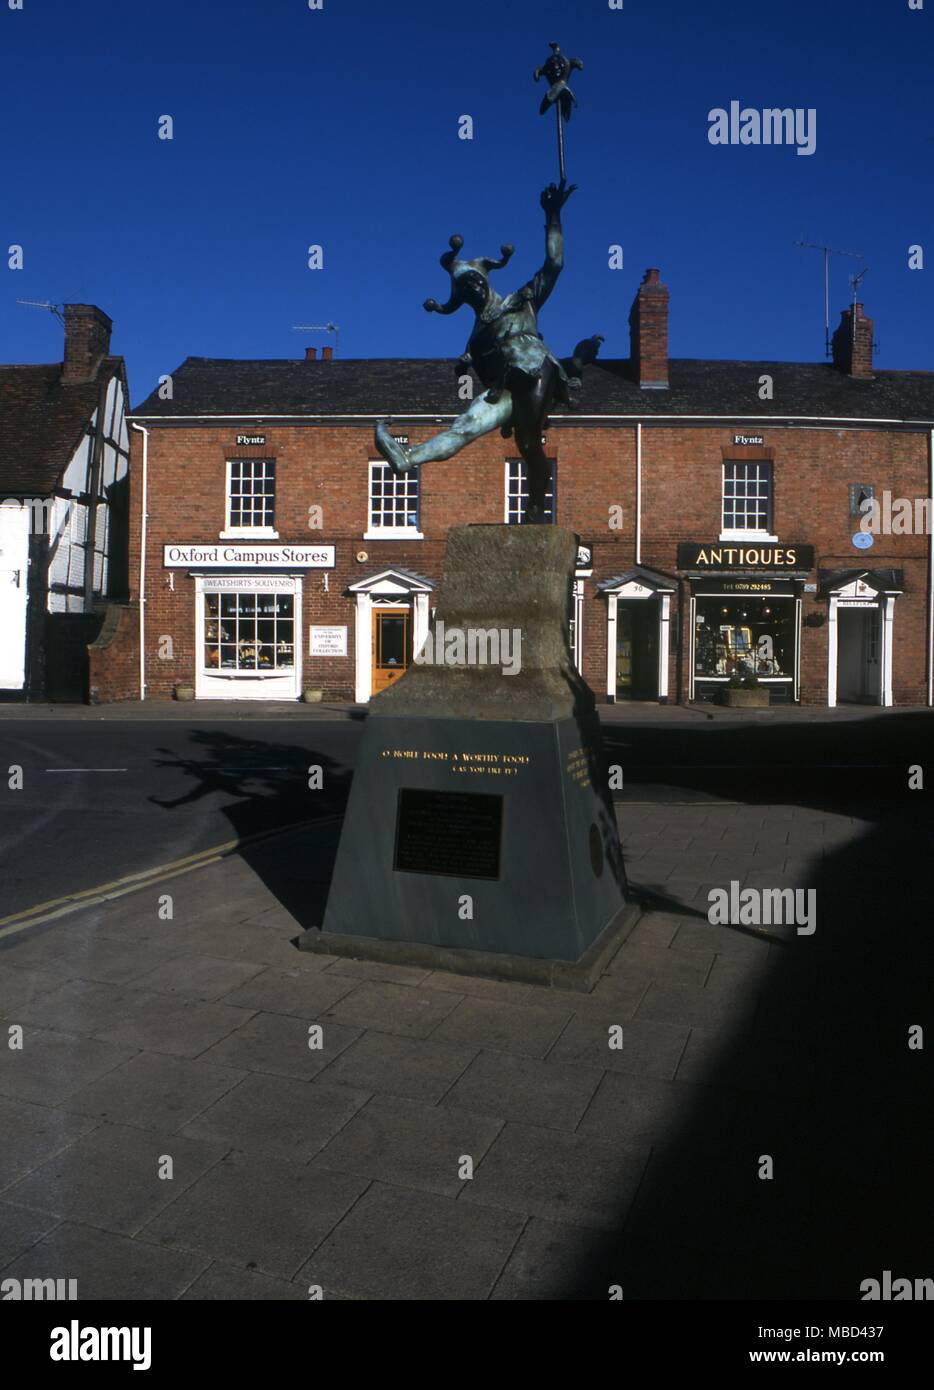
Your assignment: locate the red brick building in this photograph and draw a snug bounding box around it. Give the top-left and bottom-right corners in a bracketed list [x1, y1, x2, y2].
[94, 275, 934, 709]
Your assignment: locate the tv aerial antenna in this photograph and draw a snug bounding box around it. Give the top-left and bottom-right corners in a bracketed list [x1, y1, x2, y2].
[794, 242, 864, 357]
[849, 266, 869, 304]
[16, 299, 65, 325]
[292, 322, 340, 357]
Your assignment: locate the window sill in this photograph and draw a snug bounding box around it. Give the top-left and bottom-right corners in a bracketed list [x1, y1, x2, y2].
[201, 670, 296, 679]
[718, 532, 778, 543]
[363, 530, 424, 541]
[219, 529, 280, 540]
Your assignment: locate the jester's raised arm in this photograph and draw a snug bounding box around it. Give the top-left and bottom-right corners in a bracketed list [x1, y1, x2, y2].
[522, 178, 577, 311]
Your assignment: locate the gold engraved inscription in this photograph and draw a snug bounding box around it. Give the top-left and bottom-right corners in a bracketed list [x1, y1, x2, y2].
[565, 747, 591, 789]
[379, 749, 531, 778]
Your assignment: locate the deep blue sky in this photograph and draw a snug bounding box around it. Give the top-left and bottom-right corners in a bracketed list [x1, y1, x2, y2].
[2, 0, 931, 405]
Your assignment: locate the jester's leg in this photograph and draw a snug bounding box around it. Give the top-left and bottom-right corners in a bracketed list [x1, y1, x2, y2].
[374, 390, 514, 475]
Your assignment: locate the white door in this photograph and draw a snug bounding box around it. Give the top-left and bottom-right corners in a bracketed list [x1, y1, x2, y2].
[837, 607, 881, 704]
[0, 507, 29, 689]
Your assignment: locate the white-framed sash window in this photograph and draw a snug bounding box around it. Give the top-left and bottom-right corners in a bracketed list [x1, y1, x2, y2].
[364, 461, 423, 539]
[720, 460, 776, 540]
[222, 458, 278, 538]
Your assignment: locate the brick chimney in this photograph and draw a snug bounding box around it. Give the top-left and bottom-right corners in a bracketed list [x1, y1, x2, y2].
[832, 303, 874, 379]
[321, 345, 333, 361]
[305, 346, 317, 360]
[62, 304, 112, 384]
[628, 269, 669, 389]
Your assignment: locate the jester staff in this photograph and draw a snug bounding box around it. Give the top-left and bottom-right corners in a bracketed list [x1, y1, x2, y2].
[534, 42, 584, 182]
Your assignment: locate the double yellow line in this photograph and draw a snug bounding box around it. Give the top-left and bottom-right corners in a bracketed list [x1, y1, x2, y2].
[0, 817, 339, 941]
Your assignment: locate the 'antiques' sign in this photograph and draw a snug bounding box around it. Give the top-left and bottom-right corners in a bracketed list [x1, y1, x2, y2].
[165, 543, 335, 568]
[678, 542, 814, 571]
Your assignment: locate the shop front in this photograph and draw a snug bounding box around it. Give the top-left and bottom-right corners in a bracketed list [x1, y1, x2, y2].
[195, 574, 302, 700]
[679, 543, 813, 704]
[163, 541, 335, 702]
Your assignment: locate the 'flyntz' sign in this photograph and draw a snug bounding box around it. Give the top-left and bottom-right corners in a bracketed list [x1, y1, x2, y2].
[678, 542, 814, 571]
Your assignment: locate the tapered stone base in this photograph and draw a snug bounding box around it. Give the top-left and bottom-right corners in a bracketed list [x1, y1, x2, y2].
[303, 525, 634, 976]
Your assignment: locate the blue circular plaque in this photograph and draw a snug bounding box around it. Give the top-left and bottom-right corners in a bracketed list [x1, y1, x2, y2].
[852, 531, 873, 550]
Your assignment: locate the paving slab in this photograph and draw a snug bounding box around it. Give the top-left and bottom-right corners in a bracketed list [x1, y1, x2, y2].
[19, 979, 154, 1035]
[221, 966, 356, 1019]
[132, 954, 266, 1002]
[463, 1121, 651, 1232]
[322, 958, 433, 987]
[182, 1073, 369, 1162]
[441, 1050, 604, 1131]
[0, 1026, 136, 1107]
[547, 1012, 690, 1081]
[0, 962, 62, 1018]
[0, 1201, 60, 1268]
[422, 970, 543, 1006]
[0, 1221, 210, 1301]
[0, 1095, 100, 1190]
[199, 1010, 361, 1080]
[95, 997, 257, 1059]
[301, 1182, 524, 1300]
[6, 933, 177, 988]
[142, 1149, 368, 1279]
[321, 979, 464, 1039]
[313, 1094, 503, 1197]
[60, 1051, 246, 1133]
[432, 996, 573, 1059]
[634, 978, 761, 1029]
[2, 1123, 227, 1236]
[577, 1071, 736, 1154]
[316, 1030, 477, 1104]
[182, 1261, 310, 1300]
[491, 1219, 704, 1301]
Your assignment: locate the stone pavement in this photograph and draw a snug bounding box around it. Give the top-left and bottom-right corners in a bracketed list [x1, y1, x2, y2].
[0, 794, 930, 1300]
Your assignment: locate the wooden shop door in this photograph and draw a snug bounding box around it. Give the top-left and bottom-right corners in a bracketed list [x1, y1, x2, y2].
[371, 606, 409, 695]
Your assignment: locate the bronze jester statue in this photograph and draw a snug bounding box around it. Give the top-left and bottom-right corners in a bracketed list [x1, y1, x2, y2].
[374, 177, 603, 524]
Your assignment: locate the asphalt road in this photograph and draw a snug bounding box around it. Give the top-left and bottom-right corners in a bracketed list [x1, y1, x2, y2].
[0, 718, 364, 920]
[0, 709, 930, 921]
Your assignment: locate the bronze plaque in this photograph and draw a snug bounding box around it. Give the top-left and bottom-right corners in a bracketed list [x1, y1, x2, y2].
[394, 788, 503, 880]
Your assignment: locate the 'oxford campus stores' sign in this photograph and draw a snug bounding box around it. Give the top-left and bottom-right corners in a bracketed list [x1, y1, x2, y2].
[677, 542, 814, 571]
[164, 543, 335, 568]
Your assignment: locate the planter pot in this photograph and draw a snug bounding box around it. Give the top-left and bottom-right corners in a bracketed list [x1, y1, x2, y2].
[302, 688, 324, 703]
[173, 684, 195, 702]
[719, 687, 769, 708]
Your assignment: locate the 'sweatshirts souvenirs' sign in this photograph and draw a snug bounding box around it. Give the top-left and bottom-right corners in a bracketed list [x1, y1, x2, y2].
[677, 542, 814, 571]
[164, 543, 335, 568]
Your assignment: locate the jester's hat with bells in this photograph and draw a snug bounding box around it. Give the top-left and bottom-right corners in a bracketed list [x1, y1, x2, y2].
[423, 236, 515, 316]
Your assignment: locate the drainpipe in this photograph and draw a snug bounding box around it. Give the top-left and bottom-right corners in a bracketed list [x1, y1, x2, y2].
[130, 422, 148, 701]
[635, 422, 642, 566]
[929, 430, 934, 705]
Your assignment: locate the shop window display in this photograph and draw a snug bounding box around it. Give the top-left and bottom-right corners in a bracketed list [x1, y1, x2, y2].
[204, 592, 295, 672]
[694, 597, 792, 678]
